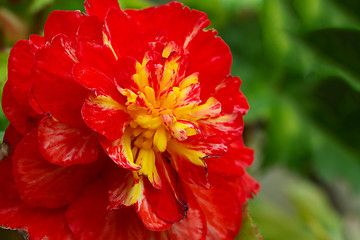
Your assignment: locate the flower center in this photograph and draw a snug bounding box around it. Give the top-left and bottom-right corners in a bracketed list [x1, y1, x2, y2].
[118, 44, 222, 187]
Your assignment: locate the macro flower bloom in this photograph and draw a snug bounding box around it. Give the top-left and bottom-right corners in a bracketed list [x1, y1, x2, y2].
[0, 0, 259, 239]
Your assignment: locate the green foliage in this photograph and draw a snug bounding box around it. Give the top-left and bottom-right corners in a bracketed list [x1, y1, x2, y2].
[250, 169, 344, 240]
[303, 29, 360, 81]
[0, 50, 9, 132]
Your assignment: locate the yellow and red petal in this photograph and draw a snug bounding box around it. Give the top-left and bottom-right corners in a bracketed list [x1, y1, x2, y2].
[44, 10, 85, 41]
[13, 129, 102, 208]
[141, 170, 187, 224]
[85, 0, 120, 21]
[82, 93, 129, 141]
[99, 129, 140, 170]
[32, 34, 89, 127]
[106, 164, 144, 209]
[198, 112, 244, 143]
[66, 179, 149, 240]
[38, 117, 99, 166]
[167, 138, 227, 188]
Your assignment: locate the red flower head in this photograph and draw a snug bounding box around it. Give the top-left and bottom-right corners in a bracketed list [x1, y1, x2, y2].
[0, 0, 259, 239]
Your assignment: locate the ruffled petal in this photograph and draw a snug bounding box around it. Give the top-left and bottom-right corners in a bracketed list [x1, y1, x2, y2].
[106, 163, 144, 209]
[198, 113, 244, 143]
[82, 93, 129, 141]
[2, 81, 42, 135]
[76, 16, 103, 44]
[165, 187, 206, 240]
[99, 130, 140, 170]
[186, 30, 232, 99]
[213, 76, 249, 114]
[135, 184, 172, 231]
[166, 137, 227, 188]
[32, 34, 89, 127]
[77, 39, 119, 80]
[85, 0, 120, 21]
[139, 159, 188, 223]
[73, 63, 122, 101]
[126, 2, 210, 48]
[13, 129, 102, 208]
[103, 8, 138, 59]
[38, 117, 99, 166]
[7, 40, 36, 106]
[66, 179, 149, 240]
[44, 10, 85, 41]
[189, 174, 244, 240]
[0, 201, 75, 240]
[0, 134, 74, 240]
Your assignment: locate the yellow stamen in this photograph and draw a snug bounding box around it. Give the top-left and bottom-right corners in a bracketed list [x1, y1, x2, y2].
[153, 126, 167, 152]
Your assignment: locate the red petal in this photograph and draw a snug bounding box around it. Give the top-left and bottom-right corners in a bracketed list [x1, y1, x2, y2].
[214, 76, 249, 114]
[0, 201, 75, 240]
[166, 187, 206, 240]
[206, 145, 250, 178]
[38, 117, 99, 166]
[66, 179, 149, 240]
[99, 135, 140, 170]
[44, 10, 85, 41]
[85, 0, 120, 21]
[32, 34, 89, 127]
[7, 40, 36, 106]
[77, 39, 119, 80]
[198, 113, 244, 143]
[13, 129, 102, 208]
[76, 16, 103, 44]
[127, 2, 210, 48]
[104, 8, 137, 59]
[73, 63, 122, 101]
[167, 137, 227, 188]
[186, 30, 232, 100]
[142, 175, 187, 224]
[2, 81, 42, 135]
[105, 164, 144, 209]
[82, 93, 129, 141]
[136, 188, 172, 231]
[29, 34, 46, 48]
[0, 146, 74, 240]
[3, 124, 23, 156]
[189, 174, 244, 240]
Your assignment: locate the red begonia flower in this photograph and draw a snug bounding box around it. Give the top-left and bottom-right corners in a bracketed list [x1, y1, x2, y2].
[0, 1, 259, 239]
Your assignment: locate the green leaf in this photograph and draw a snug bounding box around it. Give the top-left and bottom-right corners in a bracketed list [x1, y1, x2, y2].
[329, 0, 360, 23]
[250, 168, 344, 240]
[29, 0, 54, 13]
[236, 204, 262, 240]
[0, 50, 9, 131]
[303, 28, 360, 82]
[118, 0, 153, 9]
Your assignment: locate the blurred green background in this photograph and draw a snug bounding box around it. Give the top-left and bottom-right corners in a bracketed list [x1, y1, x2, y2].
[0, 0, 360, 239]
